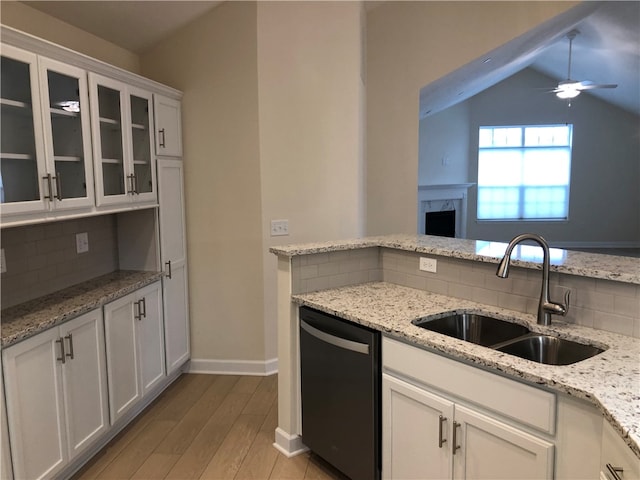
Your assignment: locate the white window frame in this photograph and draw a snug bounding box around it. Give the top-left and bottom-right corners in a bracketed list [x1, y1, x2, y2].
[476, 124, 573, 222]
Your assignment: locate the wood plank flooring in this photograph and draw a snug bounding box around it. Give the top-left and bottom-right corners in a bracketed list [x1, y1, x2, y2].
[73, 374, 347, 480]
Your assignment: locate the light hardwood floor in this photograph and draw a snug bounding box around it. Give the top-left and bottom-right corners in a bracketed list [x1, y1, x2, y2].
[73, 374, 347, 480]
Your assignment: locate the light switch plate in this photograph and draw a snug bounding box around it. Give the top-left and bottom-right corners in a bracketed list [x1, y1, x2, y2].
[270, 219, 289, 237]
[419, 257, 437, 273]
[0, 248, 6, 273]
[76, 232, 89, 253]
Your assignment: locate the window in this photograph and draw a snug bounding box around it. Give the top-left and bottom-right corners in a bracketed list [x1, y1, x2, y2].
[477, 124, 572, 221]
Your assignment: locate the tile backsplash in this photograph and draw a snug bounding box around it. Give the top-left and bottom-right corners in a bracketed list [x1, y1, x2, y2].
[291, 246, 640, 339]
[1, 215, 119, 309]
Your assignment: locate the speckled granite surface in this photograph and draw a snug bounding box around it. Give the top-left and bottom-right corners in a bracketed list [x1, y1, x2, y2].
[1, 270, 164, 347]
[270, 234, 640, 284]
[293, 282, 640, 458]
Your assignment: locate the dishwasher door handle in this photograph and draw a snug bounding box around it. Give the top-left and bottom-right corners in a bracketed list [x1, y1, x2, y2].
[301, 319, 370, 354]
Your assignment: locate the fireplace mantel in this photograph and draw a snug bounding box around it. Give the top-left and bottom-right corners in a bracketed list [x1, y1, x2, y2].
[418, 183, 475, 237]
[418, 183, 475, 200]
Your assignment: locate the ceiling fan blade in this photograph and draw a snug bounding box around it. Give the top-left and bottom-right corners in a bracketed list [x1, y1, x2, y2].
[577, 83, 618, 90]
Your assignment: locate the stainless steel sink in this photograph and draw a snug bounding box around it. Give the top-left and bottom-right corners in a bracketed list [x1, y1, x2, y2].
[495, 334, 604, 365]
[413, 313, 605, 365]
[413, 313, 531, 347]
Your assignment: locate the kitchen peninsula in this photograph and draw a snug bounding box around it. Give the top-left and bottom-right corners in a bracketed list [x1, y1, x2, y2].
[270, 234, 640, 478]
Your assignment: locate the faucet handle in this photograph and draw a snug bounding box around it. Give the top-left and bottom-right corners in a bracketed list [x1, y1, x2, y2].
[543, 289, 571, 317]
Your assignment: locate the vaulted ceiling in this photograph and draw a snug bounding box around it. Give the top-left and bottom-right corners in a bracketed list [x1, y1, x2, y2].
[20, 1, 640, 117]
[420, 1, 639, 117]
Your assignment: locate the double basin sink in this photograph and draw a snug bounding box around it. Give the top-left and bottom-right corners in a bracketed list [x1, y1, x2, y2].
[413, 313, 605, 365]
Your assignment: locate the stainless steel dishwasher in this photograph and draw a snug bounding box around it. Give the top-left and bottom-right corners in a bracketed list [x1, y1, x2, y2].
[299, 306, 381, 480]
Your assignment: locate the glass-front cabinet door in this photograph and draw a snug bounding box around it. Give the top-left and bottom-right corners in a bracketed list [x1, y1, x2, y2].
[89, 73, 127, 206]
[128, 88, 156, 203]
[89, 74, 156, 206]
[39, 57, 94, 210]
[0, 45, 47, 215]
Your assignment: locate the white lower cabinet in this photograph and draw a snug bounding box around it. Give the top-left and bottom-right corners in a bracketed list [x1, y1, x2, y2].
[2, 309, 108, 480]
[383, 373, 453, 479]
[383, 373, 554, 480]
[1, 376, 12, 480]
[382, 337, 555, 480]
[157, 159, 190, 374]
[600, 419, 640, 480]
[452, 405, 554, 479]
[104, 281, 166, 424]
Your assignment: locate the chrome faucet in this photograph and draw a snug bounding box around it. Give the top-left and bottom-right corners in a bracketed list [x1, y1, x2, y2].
[496, 233, 570, 326]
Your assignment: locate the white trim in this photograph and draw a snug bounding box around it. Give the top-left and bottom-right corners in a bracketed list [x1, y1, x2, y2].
[188, 357, 278, 376]
[418, 183, 474, 238]
[1, 26, 182, 99]
[273, 427, 309, 458]
[1, 202, 158, 229]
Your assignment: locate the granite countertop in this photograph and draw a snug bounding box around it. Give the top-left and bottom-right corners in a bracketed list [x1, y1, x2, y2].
[270, 233, 640, 284]
[293, 281, 640, 458]
[1, 270, 164, 347]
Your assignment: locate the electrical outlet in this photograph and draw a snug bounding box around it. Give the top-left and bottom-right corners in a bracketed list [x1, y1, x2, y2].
[76, 232, 89, 253]
[419, 257, 437, 273]
[270, 219, 289, 237]
[0, 248, 6, 273]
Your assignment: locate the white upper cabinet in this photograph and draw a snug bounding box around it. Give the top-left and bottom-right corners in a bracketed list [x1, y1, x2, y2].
[1, 29, 182, 227]
[154, 95, 182, 157]
[39, 57, 95, 211]
[0, 45, 48, 215]
[89, 73, 157, 208]
[1, 47, 95, 218]
[128, 87, 156, 204]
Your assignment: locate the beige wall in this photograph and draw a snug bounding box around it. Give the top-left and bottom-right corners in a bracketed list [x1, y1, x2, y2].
[1, 1, 140, 73]
[141, 2, 266, 363]
[143, 1, 365, 364]
[365, 1, 578, 235]
[257, 1, 365, 361]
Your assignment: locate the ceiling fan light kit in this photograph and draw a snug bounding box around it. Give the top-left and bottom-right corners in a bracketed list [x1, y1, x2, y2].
[555, 82, 582, 99]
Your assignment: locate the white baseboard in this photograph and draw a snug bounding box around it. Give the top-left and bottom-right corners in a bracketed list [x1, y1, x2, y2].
[273, 427, 308, 458]
[188, 357, 278, 376]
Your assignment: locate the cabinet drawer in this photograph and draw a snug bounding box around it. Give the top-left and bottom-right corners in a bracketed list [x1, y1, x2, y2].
[383, 336, 556, 434]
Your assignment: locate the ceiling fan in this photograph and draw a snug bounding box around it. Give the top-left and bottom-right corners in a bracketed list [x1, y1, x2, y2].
[553, 29, 618, 100]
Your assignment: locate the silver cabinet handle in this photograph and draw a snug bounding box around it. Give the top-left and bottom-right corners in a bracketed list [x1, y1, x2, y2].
[606, 464, 624, 480]
[159, 128, 166, 148]
[56, 337, 66, 364]
[54, 172, 63, 200]
[452, 421, 461, 455]
[65, 333, 74, 360]
[43, 174, 54, 201]
[300, 319, 370, 354]
[127, 174, 136, 195]
[438, 415, 447, 448]
[139, 297, 147, 319]
[134, 298, 147, 320]
[165, 260, 172, 279]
